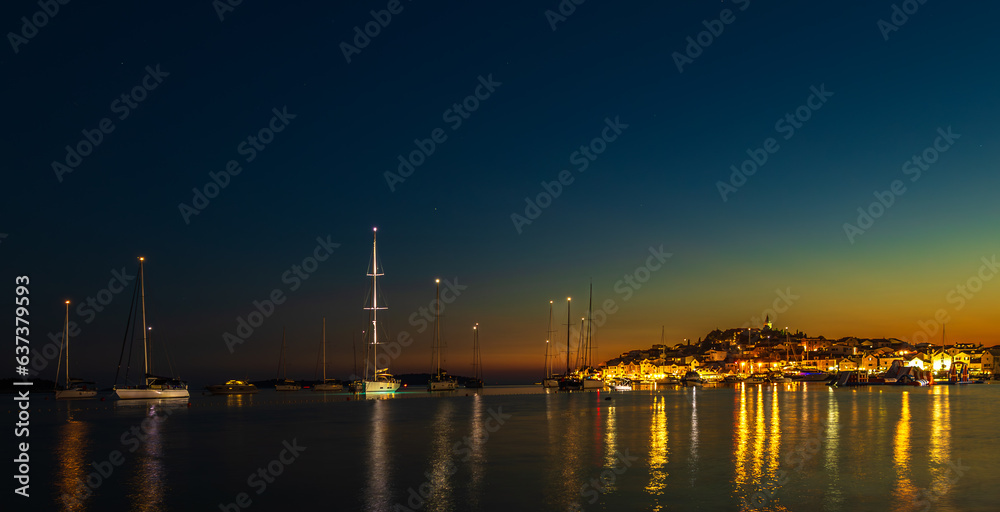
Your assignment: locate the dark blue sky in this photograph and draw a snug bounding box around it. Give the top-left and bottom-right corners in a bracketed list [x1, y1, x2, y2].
[4, 1, 999, 384]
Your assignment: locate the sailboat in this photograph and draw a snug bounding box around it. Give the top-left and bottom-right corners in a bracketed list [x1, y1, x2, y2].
[465, 323, 484, 388]
[114, 257, 189, 400]
[542, 301, 560, 388]
[428, 278, 457, 391]
[275, 328, 300, 391]
[353, 227, 400, 394]
[558, 297, 582, 390]
[559, 284, 603, 390]
[54, 300, 97, 399]
[313, 318, 343, 391]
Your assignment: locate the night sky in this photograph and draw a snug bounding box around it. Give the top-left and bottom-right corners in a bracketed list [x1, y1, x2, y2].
[4, 1, 999, 385]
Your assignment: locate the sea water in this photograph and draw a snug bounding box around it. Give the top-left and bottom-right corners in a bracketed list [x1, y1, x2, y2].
[11, 383, 1000, 511]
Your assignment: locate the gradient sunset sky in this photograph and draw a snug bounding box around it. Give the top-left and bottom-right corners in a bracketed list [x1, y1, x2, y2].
[4, 1, 999, 384]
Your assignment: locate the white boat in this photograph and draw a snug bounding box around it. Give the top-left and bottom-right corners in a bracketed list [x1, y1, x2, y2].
[275, 328, 300, 391]
[313, 318, 344, 391]
[206, 380, 258, 395]
[54, 300, 97, 400]
[767, 371, 792, 384]
[427, 279, 457, 392]
[608, 378, 633, 391]
[114, 257, 189, 400]
[746, 373, 768, 384]
[354, 228, 400, 394]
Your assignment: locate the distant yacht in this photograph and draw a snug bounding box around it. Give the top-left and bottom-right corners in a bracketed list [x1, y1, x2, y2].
[207, 380, 258, 395]
[354, 228, 400, 394]
[114, 257, 190, 400]
[275, 328, 300, 391]
[313, 318, 343, 391]
[428, 279, 457, 391]
[682, 370, 703, 385]
[465, 323, 484, 388]
[54, 300, 97, 400]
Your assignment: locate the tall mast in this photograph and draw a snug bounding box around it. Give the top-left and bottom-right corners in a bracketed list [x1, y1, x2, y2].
[587, 281, 593, 367]
[322, 317, 326, 382]
[566, 297, 571, 374]
[281, 327, 287, 380]
[473, 323, 480, 379]
[434, 278, 441, 375]
[64, 300, 70, 386]
[365, 227, 386, 381]
[139, 257, 148, 379]
[546, 300, 553, 379]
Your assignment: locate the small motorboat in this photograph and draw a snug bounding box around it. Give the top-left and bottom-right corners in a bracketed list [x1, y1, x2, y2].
[207, 380, 258, 395]
[682, 370, 703, 385]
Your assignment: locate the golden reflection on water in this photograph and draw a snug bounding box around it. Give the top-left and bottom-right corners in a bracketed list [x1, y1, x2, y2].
[767, 386, 780, 483]
[427, 400, 455, 512]
[467, 394, 485, 507]
[688, 388, 699, 487]
[56, 414, 90, 511]
[646, 395, 668, 503]
[891, 391, 915, 509]
[928, 385, 952, 508]
[732, 384, 750, 495]
[225, 394, 248, 408]
[603, 398, 617, 470]
[365, 400, 391, 512]
[128, 406, 166, 512]
[752, 385, 765, 483]
[823, 389, 842, 508]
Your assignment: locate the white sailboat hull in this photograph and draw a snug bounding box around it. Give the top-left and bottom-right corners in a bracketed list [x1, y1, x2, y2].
[55, 389, 97, 399]
[115, 388, 189, 400]
[363, 380, 400, 393]
[428, 380, 456, 391]
[275, 384, 301, 391]
[542, 378, 560, 388]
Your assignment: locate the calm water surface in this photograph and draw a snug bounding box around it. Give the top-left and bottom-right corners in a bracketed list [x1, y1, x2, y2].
[12, 383, 1000, 511]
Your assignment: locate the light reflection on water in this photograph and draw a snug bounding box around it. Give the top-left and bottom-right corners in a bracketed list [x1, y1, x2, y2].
[56, 413, 90, 512]
[365, 399, 391, 512]
[40, 384, 990, 510]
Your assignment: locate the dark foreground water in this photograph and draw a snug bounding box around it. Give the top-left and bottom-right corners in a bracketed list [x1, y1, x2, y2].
[8, 383, 999, 511]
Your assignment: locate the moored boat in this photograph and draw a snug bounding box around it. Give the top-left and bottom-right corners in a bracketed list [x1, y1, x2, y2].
[113, 257, 189, 400]
[353, 228, 400, 394]
[682, 370, 703, 384]
[207, 380, 258, 395]
[54, 300, 97, 400]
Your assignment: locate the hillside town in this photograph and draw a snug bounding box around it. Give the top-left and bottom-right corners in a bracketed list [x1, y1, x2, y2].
[598, 319, 999, 383]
